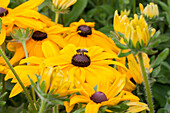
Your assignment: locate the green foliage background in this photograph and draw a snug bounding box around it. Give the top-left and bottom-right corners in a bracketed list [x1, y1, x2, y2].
[1, 0, 170, 112]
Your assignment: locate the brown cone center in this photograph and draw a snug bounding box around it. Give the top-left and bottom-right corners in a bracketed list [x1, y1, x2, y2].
[77, 25, 92, 37]
[90, 91, 107, 103]
[0, 7, 8, 17]
[32, 31, 47, 41]
[71, 53, 91, 67]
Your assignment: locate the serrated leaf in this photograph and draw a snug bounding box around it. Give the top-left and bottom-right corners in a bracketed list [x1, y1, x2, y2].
[150, 48, 169, 68]
[64, 0, 88, 26]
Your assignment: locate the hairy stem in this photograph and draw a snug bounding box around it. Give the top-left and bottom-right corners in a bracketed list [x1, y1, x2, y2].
[138, 53, 154, 113]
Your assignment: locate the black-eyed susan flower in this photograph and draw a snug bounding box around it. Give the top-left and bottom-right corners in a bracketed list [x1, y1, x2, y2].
[8, 25, 68, 65]
[45, 44, 126, 88]
[139, 2, 159, 18]
[64, 19, 120, 54]
[0, 0, 50, 45]
[125, 14, 156, 48]
[65, 77, 140, 113]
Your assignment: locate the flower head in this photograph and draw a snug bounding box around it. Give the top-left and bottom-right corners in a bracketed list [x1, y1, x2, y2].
[45, 44, 126, 87]
[139, 2, 159, 18]
[65, 77, 140, 113]
[65, 19, 120, 54]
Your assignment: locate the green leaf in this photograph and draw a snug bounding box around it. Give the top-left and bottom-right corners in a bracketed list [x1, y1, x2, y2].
[142, 48, 158, 55]
[150, 48, 169, 68]
[152, 65, 161, 77]
[0, 92, 7, 99]
[148, 39, 161, 48]
[93, 85, 97, 92]
[64, 0, 88, 26]
[112, 39, 128, 49]
[40, 81, 46, 93]
[118, 50, 131, 57]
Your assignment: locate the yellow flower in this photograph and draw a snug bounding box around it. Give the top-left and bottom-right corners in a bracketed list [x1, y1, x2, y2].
[8, 25, 67, 65]
[52, 0, 77, 10]
[139, 2, 159, 18]
[125, 14, 155, 47]
[40, 65, 71, 96]
[0, 0, 50, 45]
[126, 102, 149, 113]
[114, 10, 129, 34]
[65, 77, 140, 113]
[45, 44, 126, 87]
[64, 19, 119, 54]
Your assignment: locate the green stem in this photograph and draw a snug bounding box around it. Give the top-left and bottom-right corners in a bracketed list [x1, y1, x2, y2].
[133, 0, 136, 14]
[1, 74, 5, 113]
[21, 41, 28, 58]
[0, 47, 37, 113]
[55, 12, 59, 24]
[138, 53, 154, 113]
[21, 41, 37, 103]
[39, 99, 46, 113]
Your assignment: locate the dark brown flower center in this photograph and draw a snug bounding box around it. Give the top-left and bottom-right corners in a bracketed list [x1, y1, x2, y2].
[71, 50, 91, 67]
[32, 31, 47, 41]
[0, 7, 8, 17]
[90, 91, 107, 103]
[77, 25, 92, 37]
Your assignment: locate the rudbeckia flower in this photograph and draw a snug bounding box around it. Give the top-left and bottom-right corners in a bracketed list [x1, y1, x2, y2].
[0, 0, 51, 45]
[64, 19, 119, 54]
[7, 25, 67, 65]
[114, 10, 129, 34]
[64, 77, 140, 113]
[125, 14, 156, 47]
[139, 2, 159, 18]
[45, 44, 126, 87]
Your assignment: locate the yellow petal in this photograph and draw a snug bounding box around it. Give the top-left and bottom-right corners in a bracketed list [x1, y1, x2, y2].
[0, 27, 6, 45]
[85, 102, 101, 113]
[19, 56, 44, 65]
[64, 101, 75, 113]
[0, 0, 10, 8]
[9, 83, 23, 98]
[13, 0, 44, 11]
[42, 40, 60, 58]
[106, 77, 125, 99]
[70, 95, 91, 106]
